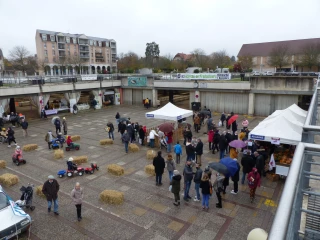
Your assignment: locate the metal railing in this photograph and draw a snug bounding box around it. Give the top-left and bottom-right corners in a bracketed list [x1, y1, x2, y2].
[269, 76, 320, 240]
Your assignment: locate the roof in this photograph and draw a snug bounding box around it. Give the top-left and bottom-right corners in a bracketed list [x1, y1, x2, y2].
[145, 102, 193, 121]
[237, 38, 320, 57]
[36, 29, 112, 42]
[173, 53, 193, 61]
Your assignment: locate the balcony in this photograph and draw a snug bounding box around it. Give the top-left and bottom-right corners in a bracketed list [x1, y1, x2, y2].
[57, 36, 65, 43]
[58, 43, 65, 50]
[95, 52, 104, 59]
[80, 53, 90, 58]
[80, 46, 89, 52]
[79, 39, 89, 45]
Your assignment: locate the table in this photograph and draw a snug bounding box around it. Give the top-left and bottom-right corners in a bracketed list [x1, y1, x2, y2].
[45, 109, 58, 115]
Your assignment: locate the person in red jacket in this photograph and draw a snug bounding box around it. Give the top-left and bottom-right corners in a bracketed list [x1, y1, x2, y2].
[208, 128, 214, 150]
[66, 136, 74, 148]
[166, 131, 173, 153]
[247, 167, 261, 203]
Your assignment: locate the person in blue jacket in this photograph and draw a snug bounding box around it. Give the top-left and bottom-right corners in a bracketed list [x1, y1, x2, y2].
[174, 141, 182, 164]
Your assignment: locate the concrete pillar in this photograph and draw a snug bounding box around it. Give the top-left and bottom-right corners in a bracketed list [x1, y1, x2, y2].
[169, 91, 174, 103]
[152, 88, 157, 107]
[195, 90, 200, 102]
[50, 67, 53, 76]
[72, 67, 75, 75]
[58, 67, 60, 76]
[66, 69, 69, 75]
[89, 66, 92, 74]
[248, 93, 255, 115]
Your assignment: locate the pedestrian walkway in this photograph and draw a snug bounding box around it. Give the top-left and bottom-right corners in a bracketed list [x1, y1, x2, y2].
[0, 105, 281, 240]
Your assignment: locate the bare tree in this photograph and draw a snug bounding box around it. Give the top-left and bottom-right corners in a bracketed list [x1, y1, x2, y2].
[209, 50, 231, 69]
[9, 46, 31, 74]
[117, 51, 141, 73]
[267, 44, 290, 69]
[191, 48, 209, 69]
[237, 55, 253, 71]
[298, 43, 320, 71]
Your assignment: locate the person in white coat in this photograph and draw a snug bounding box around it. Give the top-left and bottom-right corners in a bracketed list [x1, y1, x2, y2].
[149, 130, 158, 148]
[71, 182, 84, 221]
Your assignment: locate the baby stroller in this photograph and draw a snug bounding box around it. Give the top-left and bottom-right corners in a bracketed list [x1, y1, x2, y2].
[160, 137, 167, 149]
[15, 184, 35, 211]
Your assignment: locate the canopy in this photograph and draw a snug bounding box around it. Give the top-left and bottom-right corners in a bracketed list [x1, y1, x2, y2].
[145, 102, 193, 121]
[249, 104, 307, 145]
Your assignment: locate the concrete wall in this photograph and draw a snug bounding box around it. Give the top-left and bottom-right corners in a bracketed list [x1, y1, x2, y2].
[123, 89, 132, 105]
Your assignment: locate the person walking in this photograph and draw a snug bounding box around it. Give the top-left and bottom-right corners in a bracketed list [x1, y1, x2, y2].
[254, 151, 265, 178]
[42, 175, 60, 215]
[208, 128, 214, 151]
[70, 182, 83, 221]
[126, 122, 134, 143]
[54, 117, 61, 135]
[193, 164, 203, 202]
[107, 122, 115, 140]
[247, 168, 261, 203]
[220, 112, 226, 127]
[166, 131, 173, 153]
[149, 129, 158, 148]
[118, 121, 126, 140]
[62, 117, 68, 135]
[170, 170, 181, 206]
[195, 138, 203, 166]
[138, 125, 145, 145]
[194, 114, 200, 133]
[115, 112, 120, 125]
[153, 151, 165, 186]
[219, 131, 228, 159]
[242, 118, 249, 130]
[213, 173, 225, 208]
[212, 130, 220, 154]
[185, 141, 195, 161]
[241, 151, 255, 184]
[183, 160, 193, 201]
[231, 158, 241, 194]
[121, 130, 130, 153]
[183, 127, 192, 145]
[166, 154, 176, 181]
[45, 130, 56, 150]
[200, 173, 211, 211]
[7, 127, 17, 148]
[174, 141, 182, 164]
[230, 112, 238, 135]
[20, 119, 28, 137]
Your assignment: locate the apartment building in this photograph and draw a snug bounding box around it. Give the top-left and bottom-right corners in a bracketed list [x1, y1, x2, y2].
[237, 38, 320, 73]
[0, 48, 4, 73]
[35, 29, 117, 75]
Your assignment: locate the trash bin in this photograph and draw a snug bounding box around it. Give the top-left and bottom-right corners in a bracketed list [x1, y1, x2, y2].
[0, 81, 3, 87]
[191, 102, 201, 111]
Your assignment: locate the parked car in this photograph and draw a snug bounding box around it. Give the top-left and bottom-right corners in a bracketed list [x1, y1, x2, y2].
[286, 70, 300, 76]
[262, 71, 274, 76]
[252, 71, 260, 76]
[308, 72, 318, 76]
[0, 187, 31, 239]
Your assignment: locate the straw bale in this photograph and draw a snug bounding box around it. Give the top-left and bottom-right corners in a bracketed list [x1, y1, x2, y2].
[36, 185, 45, 198]
[0, 160, 6, 169]
[54, 149, 64, 159]
[100, 139, 113, 145]
[146, 150, 157, 160]
[0, 173, 19, 186]
[129, 143, 139, 152]
[100, 190, 124, 205]
[71, 135, 81, 141]
[107, 164, 124, 176]
[144, 164, 155, 176]
[22, 144, 38, 151]
[72, 156, 88, 164]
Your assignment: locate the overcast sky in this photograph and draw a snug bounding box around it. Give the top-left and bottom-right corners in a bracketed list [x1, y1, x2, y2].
[0, 0, 319, 59]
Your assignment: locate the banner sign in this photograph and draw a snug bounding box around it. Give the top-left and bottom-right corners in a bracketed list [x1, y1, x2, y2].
[271, 137, 280, 145]
[177, 73, 231, 80]
[81, 74, 97, 80]
[128, 77, 147, 86]
[177, 115, 182, 120]
[250, 134, 265, 140]
[146, 114, 154, 118]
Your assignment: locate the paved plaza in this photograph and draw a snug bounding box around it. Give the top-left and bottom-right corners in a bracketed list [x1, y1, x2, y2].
[1, 105, 283, 240]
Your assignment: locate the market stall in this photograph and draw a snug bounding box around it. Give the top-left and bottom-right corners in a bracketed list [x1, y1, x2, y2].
[249, 104, 306, 176]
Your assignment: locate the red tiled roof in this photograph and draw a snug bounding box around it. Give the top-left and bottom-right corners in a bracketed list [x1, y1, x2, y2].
[237, 38, 320, 57]
[173, 53, 193, 61]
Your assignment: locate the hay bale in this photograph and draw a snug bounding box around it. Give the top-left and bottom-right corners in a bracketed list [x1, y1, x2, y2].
[35, 185, 45, 198]
[100, 139, 113, 145]
[129, 143, 139, 152]
[72, 156, 88, 164]
[71, 135, 81, 142]
[144, 164, 155, 176]
[100, 190, 124, 205]
[0, 173, 19, 186]
[107, 164, 124, 176]
[22, 144, 38, 151]
[54, 149, 64, 159]
[146, 150, 157, 160]
[0, 160, 6, 169]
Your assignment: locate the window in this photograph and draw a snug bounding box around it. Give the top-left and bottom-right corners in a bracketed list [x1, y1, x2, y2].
[42, 34, 47, 41]
[44, 50, 48, 56]
[73, 38, 77, 44]
[93, 41, 96, 46]
[91, 53, 93, 57]
[50, 35, 55, 42]
[45, 57, 48, 62]
[52, 45, 55, 49]
[66, 37, 70, 43]
[68, 51, 70, 56]
[98, 41, 102, 47]
[90, 40, 93, 45]
[53, 57, 56, 62]
[52, 50, 55, 56]
[44, 43, 47, 49]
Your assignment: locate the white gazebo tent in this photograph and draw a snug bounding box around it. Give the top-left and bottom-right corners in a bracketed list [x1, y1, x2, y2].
[145, 102, 193, 121]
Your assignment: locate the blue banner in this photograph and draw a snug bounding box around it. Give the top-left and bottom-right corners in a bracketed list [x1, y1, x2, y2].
[250, 134, 265, 140]
[146, 114, 154, 118]
[128, 77, 147, 86]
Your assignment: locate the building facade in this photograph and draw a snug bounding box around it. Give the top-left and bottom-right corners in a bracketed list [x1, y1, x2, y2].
[35, 29, 117, 75]
[0, 48, 4, 75]
[237, 38, 320, 73]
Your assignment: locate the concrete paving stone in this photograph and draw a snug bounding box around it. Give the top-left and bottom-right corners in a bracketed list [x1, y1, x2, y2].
[167, 220, 184, 232]
[30, 134, 38, 137]
[119, 185, 131, 192]
[197, 229, 217, 240]
[135, 170, 149, 177]
[133, 207, 148, 216]
[183, 224, 205, 239]
[178, 235, 195, 240]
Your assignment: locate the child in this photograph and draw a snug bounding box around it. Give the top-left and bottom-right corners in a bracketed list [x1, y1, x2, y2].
[67, 157, 74, 171]
[173, 141, 182, 164]
[166, 154, 176, 181]
[170, 170, 181, 206]
[56, 133, 65, 148]
[13, 146, 23, 161]
[66, 135, 74, 148]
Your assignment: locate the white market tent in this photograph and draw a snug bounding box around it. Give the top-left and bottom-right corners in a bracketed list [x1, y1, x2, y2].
[145, 102, 193, 121]
[249, 104, 307, 145]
